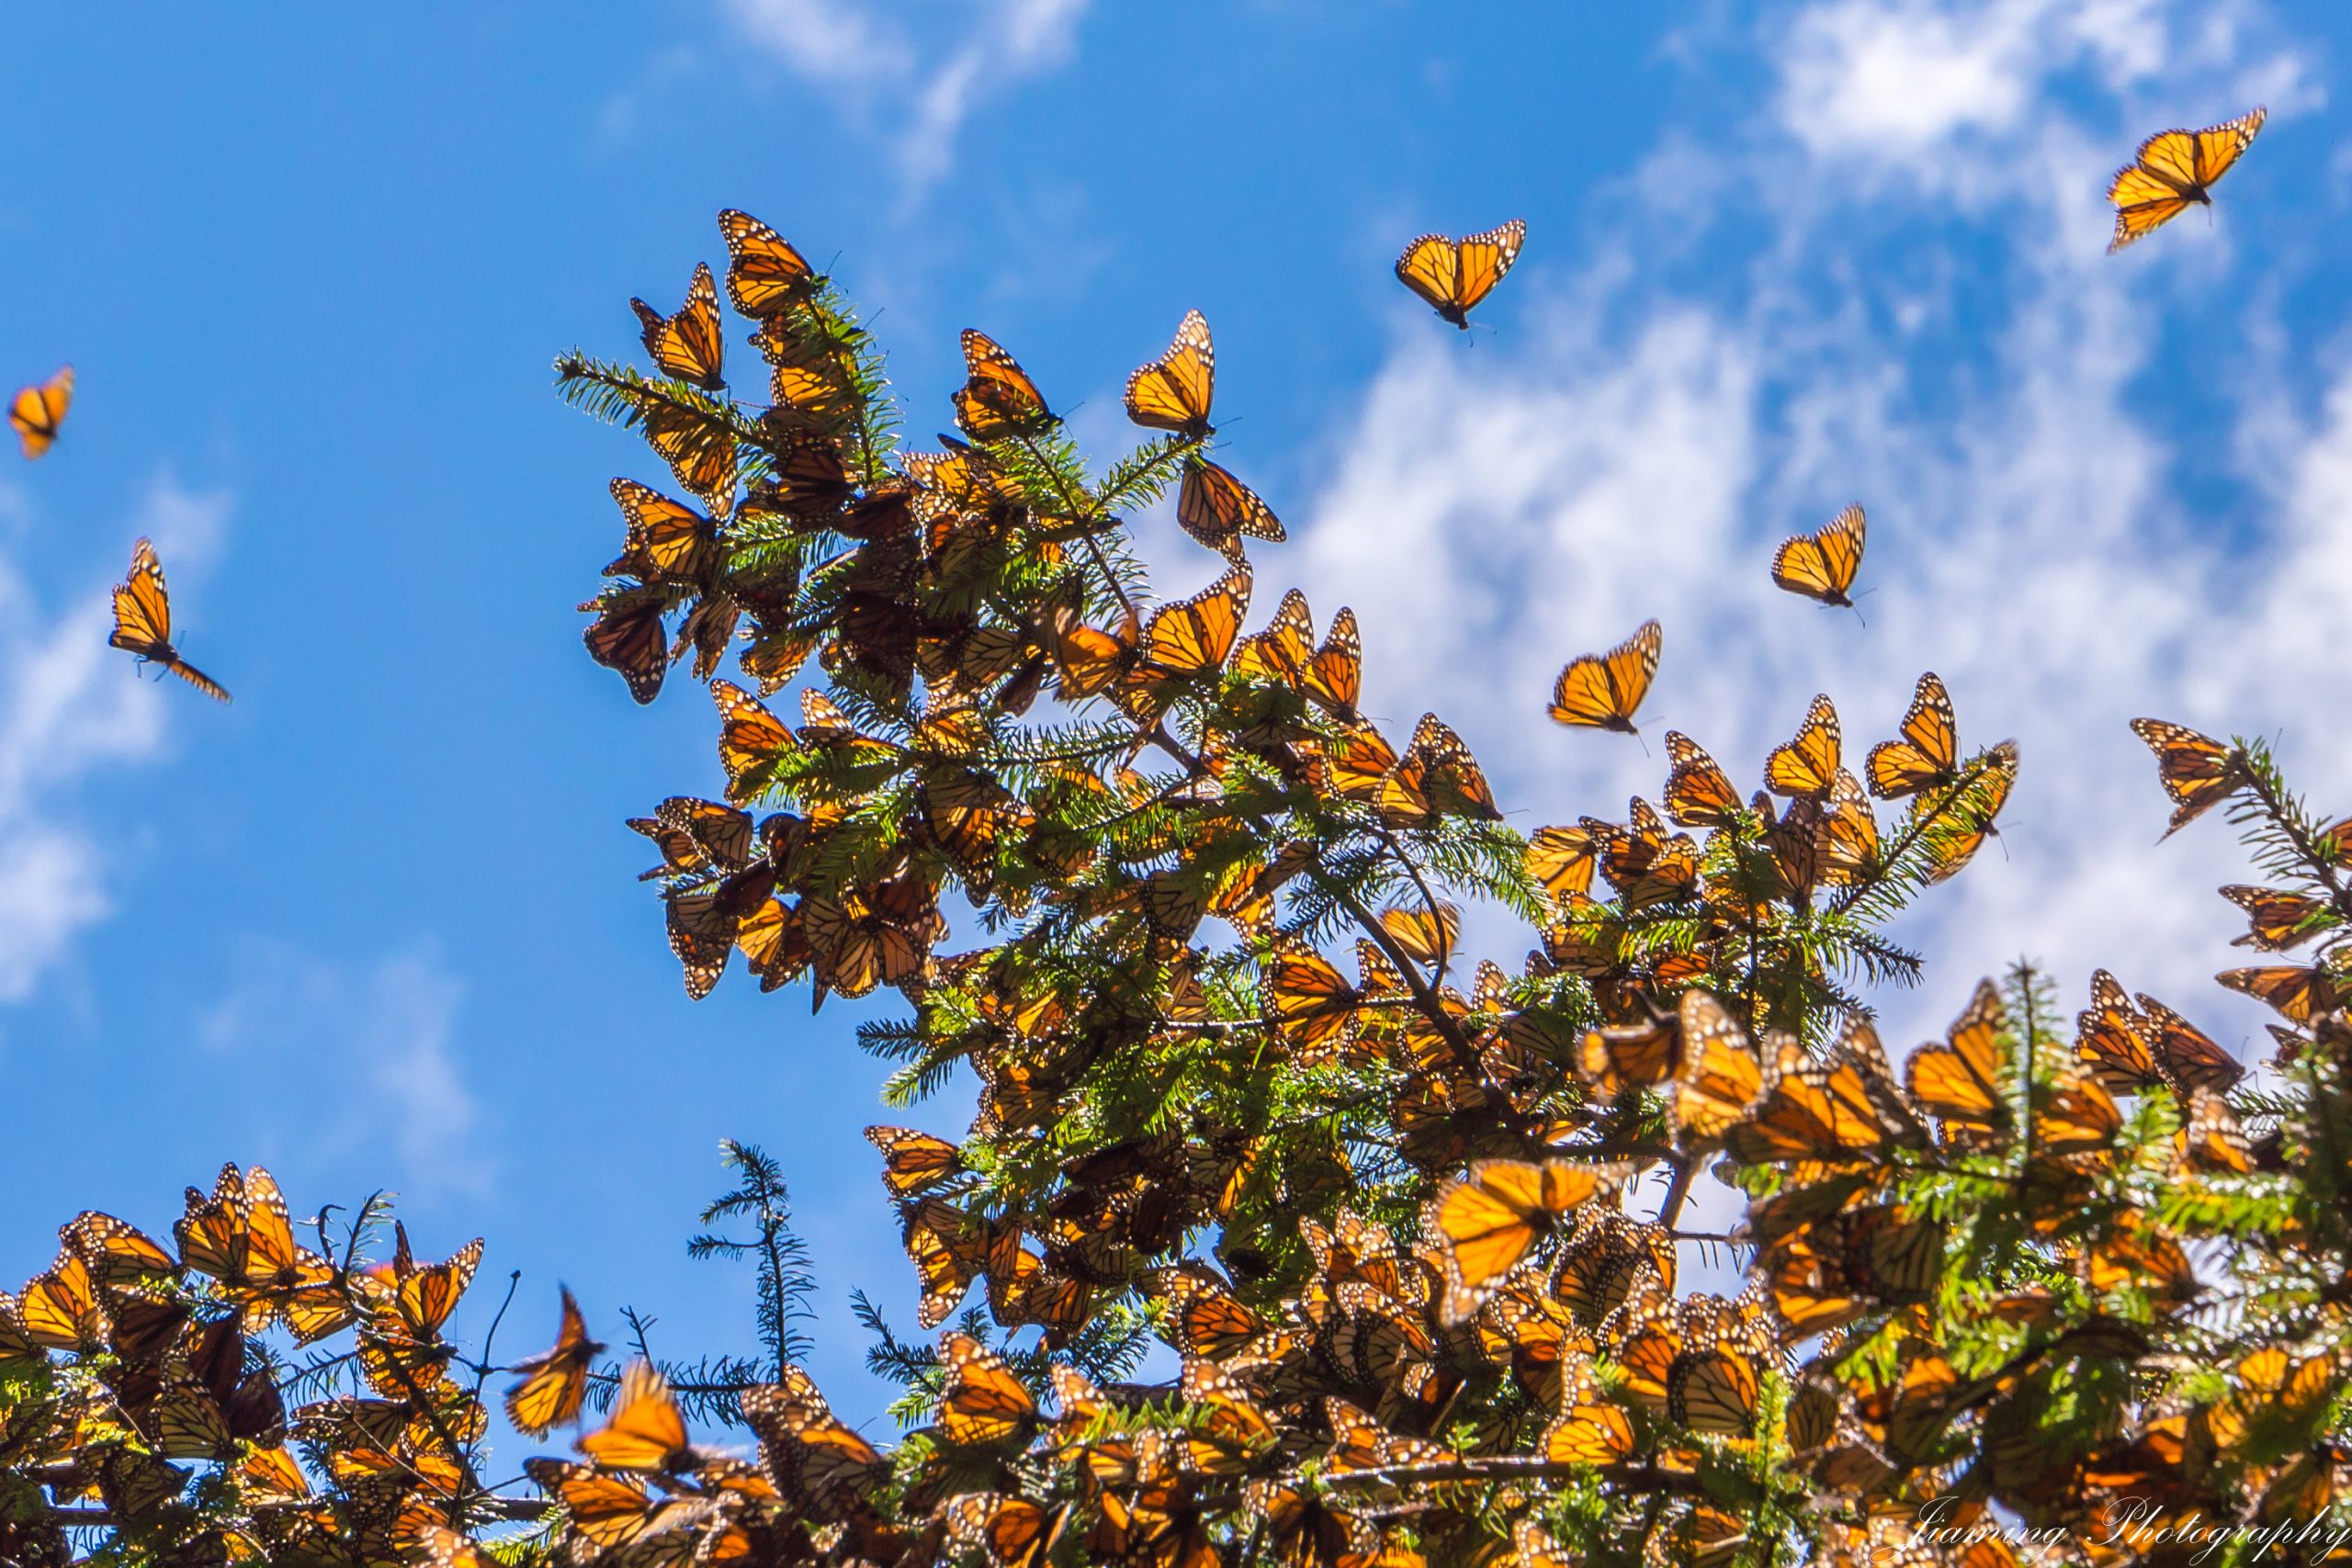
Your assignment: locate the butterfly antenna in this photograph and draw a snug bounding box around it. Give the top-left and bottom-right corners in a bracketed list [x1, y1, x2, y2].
[1634, 729, 1652, 760]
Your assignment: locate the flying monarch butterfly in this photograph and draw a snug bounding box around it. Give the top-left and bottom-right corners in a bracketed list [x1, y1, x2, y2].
[1905, 979, 2015, 1147]
[9, 366, 72, 457]
[1430, 1157, 1629, 1322]
[1394, 220, 1527, 328]
[953, 329, 1054, 440]
[631, 262, 726, 389]
[1548, 620, 1661, 733]
[503, 1288, 605, 1438]
[1175, 459, 1283, 556]
[716, 209, 820, 317]
[1765, 694, 1841, 797]
[580, 1361, 706, 1473]
[2107, 107, 2265, 253]
[108, 538, 230, 702]
[1124, 309, 1216, 437]
[1867, 672, 1959, 798]
[1771, 504, 1866, 608]
[2131, 717, 2244, 838]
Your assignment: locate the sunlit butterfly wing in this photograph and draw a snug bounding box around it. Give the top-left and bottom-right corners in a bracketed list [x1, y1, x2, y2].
[2107, 108, 2265, 252]
[1765, 694, 1840, 797]
[1867, 672, 1958, 798]
[631, 261, 726, 389]
[1394, 220, 1526, 327]
[1176, 459, 1283, 556]
[717, 209, 819, 316]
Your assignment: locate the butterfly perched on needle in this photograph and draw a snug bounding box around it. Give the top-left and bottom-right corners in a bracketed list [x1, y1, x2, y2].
[1395, 220, 1527, 329]
[110, 538, 230, 702]
[1548, 620, 1661, 734]
[2107, 107, 2265, 253]
[1771, 504, 1865, 609]
[631, 263, 727, 389]
[1124, 310, 1215, 438]
[10, 366, 73, 458]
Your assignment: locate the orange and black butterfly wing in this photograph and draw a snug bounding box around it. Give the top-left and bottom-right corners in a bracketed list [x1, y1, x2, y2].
[634, 262, 726, 389]
[2131, 717, 2242, 837]
[1765, 694, 1841, 798]
[954, 330, 1053, 439]
[1176, 460, 1283, 555]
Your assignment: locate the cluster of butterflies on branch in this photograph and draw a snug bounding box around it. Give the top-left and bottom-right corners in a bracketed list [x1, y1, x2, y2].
[0, 102, 2324, 1568]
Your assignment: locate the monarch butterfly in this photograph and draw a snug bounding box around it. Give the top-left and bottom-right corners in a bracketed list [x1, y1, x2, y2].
[2132, 992, 2244, 1094]
[375, 1232, 483, 1343]
[1179, 1357, 1277, 1471]
[1661, 731, 1741, 828]
[716, 209, 819, 317]
[1430, 1157, 1628, 1322]
[712, 681, 797, 803]
[2107, 107, 2265, 253]
[2131, 717, 2243, 838]
[1673, 990, 1766, 1146]
[944, 1494, 1069, 1568]
[1380, 713, 1503, 826]
[2075, 970, 2160, 1093]
[9, 366, 72, 457]
[865, 1126, 961, 1197]
[1905, 979, 2015, 1147]
[1124, 309, 1215, 437]
[901, 1200, 1018, 1329]
[524, 1459, 701, 1552]
[1544, 1355, 1639, 1465]
[1379, 902, 1458, 968]
[108, 538, 230, 702]
[1765, 694, 1841, 797]
[953, 329, 1053, 440]
[66, 1211, 177, 1285]
[581, 586, 669, 705]
[17, 1247, 106, 1351]
[1548, 620, 1660, 733]
[630, 262, 726, 389]
[1322, 1395, 1447, 1472]
[1394, 220, 1527, 328]
[1725, 1018, 1928, 1167]
[2217, 964, 2341, 1025]
[1868, 673, 1959, 798]
[935, 1333, 1036, 1446]
[1771, 504, 1866, 608]
[580, 1361, 705, 1473]
[2221, 884, 2327, 952]
[1921, 739, 2018, 884]
[1233, 590, 1359, 718]
[503, 1288, 605, 1438]
[173, 1165, 348, 1340]
[604, 478, 718, 585]
[1175, 458, 1283, 556]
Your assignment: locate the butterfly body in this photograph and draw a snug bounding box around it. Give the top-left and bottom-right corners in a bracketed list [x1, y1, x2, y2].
[109, 538, 230, 702]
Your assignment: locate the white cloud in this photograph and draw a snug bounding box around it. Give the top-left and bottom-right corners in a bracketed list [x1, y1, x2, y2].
[0, 477, 227, 1004]
[719, 0, 1090, 197]
[1281, 0, 2318, 1078]
[201, 942, 492, 1201]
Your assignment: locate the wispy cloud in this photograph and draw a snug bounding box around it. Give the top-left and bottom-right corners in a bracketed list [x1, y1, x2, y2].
[0, 477, 227, 1004]
[720, 0, 1089, 197]
[1279, 0, 2318, 1066]
[201, 942, 492, 1201]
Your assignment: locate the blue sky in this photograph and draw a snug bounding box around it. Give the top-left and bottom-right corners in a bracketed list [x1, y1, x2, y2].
[3, 0, 2349, 1432]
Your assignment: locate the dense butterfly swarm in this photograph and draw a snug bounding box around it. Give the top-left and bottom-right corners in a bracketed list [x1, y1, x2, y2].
[6, 201, 2351, 1568]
